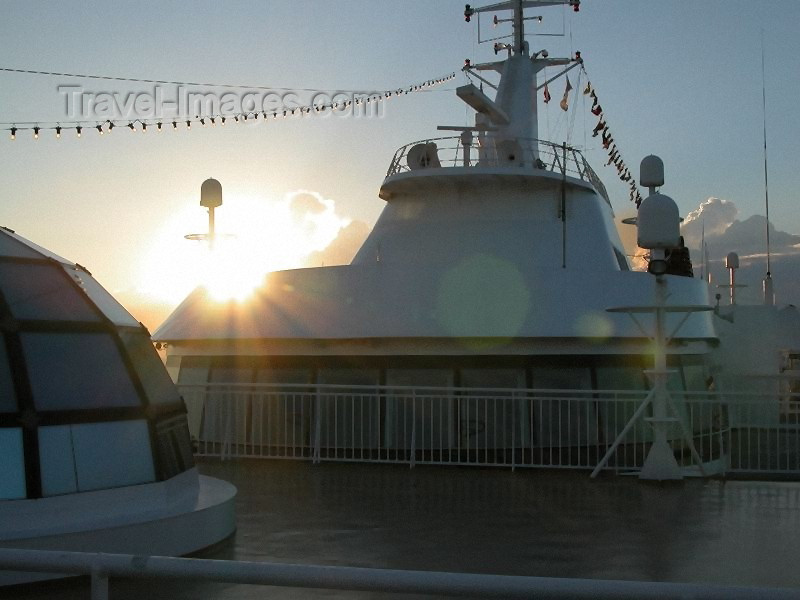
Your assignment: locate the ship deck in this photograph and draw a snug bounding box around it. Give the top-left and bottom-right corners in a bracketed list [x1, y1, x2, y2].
[10, 459, 800, 599]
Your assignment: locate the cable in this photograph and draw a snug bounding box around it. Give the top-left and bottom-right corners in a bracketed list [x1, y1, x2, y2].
[0, 66, 437, 94]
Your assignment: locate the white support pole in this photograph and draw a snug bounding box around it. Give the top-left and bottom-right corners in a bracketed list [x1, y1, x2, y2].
[590, 388, 655, 478]
[639, 277, 683, 481]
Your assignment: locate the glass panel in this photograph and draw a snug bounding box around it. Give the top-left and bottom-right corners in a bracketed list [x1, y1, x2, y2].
[38, 425, 78, 496]
[155, 414, 194, 479]
[177, 357, 209, 440]
[317, 369, 380, 450]
[594, 364, 651, 447]
[256, 368, 312, 384]
[177, 356, 210, 385]
[253, 368, 313, 451]
[385, 369, 454, 451]
[0, 232, 42, 258]
[531, 366, 596, 448]
[23, 332, 142, 410]
[202, 364, 255, 445]
[210, 365, 253, 383]
[317, 368, 379, 388]
[0, 262, 100, 321]
[120, 331, 181, 406]
[459, 369, 526, 449]
[165, 355, 181, 383]
[62, 266, 140, 327]
[0, 340, 17, 412]
[461, 368, 524, 390]
[683, 364, 709, 392]
[71, 420, 155, 491]
[595, 366, 647, 391]
[0, 428, 26, 499]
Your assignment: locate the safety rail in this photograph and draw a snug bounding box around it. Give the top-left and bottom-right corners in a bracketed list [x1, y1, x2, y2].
[2, 548, 799, 600]
[384, 136, 611, 204]
[178, 384, 800, 476]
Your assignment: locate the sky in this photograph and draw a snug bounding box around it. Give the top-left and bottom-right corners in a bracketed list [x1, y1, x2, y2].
[1, 0, 799, 331]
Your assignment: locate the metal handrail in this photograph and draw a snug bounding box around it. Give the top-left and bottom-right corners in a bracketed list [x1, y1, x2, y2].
[1, 548, 798, 600]
[384, 136, 611, 205]
[175, 384, 800, 475]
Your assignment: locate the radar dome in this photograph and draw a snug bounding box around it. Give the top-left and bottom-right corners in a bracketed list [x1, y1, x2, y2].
[200, 178, 223, 208]
[637, 192, 680, 249]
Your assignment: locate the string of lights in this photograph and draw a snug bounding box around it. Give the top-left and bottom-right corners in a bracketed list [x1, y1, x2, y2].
[1, 72, 457, 141]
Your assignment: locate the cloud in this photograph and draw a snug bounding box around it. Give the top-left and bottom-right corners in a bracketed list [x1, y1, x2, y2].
[285, 190, 349, 247]
[289, 192, 326, 217]
[303, 220, 371, 267]
[681, 197, 800, 306]
[681, 197, 739, 249]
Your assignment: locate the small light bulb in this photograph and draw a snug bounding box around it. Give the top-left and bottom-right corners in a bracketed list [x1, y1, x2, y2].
[210, 117, 216, 126]
[157, 122, 163, 132]
[186, 120, 191, 129]
[108, 122, 114, 133]
[172, 120, 178, 130]
[55, 126, 62, 139]
[10, 127, 16, 140]
[128, 122, 135, 132]
[76, 126, 82, 138]
[141, 123, 147, 133]
[199, 117, 206, 126]
[33, 126, 40, 140]
[96, 124, 103, 135]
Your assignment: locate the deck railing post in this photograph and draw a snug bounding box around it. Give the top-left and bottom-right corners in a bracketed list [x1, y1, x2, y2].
[511, 392, 516, 472]
[410, 390, 416, 469]
[90, 564, 109, 600]
[313, 387, 322, 464]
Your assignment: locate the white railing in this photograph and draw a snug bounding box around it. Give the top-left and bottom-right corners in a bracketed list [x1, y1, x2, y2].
[178, 384, 800, 476]
[2, 548, 798, 600]
[385, 136, 611, 205]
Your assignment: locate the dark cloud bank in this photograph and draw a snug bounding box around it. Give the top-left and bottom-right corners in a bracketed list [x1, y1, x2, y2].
[682, 197, 800, 306]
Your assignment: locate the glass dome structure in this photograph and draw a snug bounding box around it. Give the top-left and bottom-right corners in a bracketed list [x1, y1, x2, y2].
[0, 226, 194, 500]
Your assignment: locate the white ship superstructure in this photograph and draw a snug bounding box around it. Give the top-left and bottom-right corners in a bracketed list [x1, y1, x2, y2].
[153, 1, 798, 476]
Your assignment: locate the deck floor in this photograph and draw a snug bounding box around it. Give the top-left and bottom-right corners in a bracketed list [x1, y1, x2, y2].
[6, 459, 800, 598]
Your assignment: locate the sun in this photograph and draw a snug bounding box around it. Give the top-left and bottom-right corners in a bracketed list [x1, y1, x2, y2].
[136, 190, 348, 305]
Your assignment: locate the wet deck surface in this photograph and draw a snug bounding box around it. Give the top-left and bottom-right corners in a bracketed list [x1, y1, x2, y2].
[6, 459, 800, 598]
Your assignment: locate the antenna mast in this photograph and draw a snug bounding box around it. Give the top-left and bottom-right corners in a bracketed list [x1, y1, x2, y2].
[513, 0, 524, 53]
[761, 30, 774, 305]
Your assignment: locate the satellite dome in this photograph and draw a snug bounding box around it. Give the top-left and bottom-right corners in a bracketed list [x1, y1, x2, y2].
[200, 178, 223, 208]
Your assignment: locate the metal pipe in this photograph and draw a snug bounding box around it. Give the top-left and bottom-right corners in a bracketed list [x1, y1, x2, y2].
[1, 548, 798, 600]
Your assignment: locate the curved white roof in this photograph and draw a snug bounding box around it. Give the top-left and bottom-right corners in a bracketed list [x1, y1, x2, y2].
[154, 259, 715, 344]
[155, 171, 716, 346]
[0, 226, 191, 501]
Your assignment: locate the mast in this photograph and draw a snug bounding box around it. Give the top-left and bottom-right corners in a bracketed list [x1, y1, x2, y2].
[461, 1, 580, 143]
[513, 0, 525, 53]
